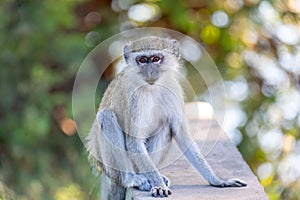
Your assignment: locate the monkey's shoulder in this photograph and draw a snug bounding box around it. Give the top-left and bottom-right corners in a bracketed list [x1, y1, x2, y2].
[99, 73, 126, 108]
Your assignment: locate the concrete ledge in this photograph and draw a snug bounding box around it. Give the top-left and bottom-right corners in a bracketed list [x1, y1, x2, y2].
[126, 109, 269, 199]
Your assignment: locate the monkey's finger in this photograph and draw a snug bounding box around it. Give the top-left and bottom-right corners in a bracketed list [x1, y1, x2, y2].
[164, 188, 172, 197]
[223, 179, 247, 187]
[151, 191, 158, 197]
[162, 189, 168, 197]
[150, 187, 158, 197]
[158, 188, 164, 197]
[235, 180, 247, 187]
[228, 179, 247, 187]
[236, 182, 246, 187]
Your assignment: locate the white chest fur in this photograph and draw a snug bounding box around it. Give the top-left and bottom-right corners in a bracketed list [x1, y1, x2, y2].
[130, 84, 182, 138]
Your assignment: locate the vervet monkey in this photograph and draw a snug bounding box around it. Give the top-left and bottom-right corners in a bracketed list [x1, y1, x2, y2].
[86, 37, 247, 199]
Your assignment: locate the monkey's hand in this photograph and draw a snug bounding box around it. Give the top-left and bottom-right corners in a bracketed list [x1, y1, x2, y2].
[150, 185, 172, 198]
[210, 178, 247, 187]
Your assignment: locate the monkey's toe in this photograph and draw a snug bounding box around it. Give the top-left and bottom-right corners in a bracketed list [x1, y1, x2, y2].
[150, 186, 172, 198]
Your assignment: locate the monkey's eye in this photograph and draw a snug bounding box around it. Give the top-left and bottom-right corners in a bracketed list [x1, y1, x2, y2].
[151, 56, 161, 63]
[137, 57, 148, 64]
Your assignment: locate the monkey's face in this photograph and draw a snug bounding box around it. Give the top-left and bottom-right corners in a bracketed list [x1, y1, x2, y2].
[123, 37, 180, 85]
[135, 53, 164, 85]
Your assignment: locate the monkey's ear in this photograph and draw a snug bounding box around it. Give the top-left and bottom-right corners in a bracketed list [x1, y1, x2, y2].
[123, 44, 130, 63]
[170, 39, 180, 59]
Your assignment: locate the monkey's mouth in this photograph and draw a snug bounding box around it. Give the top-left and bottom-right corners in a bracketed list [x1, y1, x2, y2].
[145, 79, 157, 85]
[148, 81, 155, 85]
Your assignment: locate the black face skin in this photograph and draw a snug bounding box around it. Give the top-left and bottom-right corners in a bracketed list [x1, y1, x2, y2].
[135, 53, 164, 85]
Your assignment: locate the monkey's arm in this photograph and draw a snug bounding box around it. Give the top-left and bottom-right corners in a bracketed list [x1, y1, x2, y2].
[172, 119, 247, 187]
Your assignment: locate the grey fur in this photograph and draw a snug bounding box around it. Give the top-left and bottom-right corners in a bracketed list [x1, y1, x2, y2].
[85, 37, 246, 199]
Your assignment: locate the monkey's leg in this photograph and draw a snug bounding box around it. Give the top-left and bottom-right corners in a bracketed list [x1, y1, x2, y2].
[96, 109, 160, 193]
[172, 119, 247, 188]
[96, 109, 125, 149]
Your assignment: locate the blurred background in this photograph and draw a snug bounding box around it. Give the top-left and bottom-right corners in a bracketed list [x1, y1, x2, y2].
[1, 0, 300, 199]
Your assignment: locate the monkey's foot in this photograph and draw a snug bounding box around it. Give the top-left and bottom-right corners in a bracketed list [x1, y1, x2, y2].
[161, 175, 171, 187]
[211, 179, 247, 187]
[133, 175, 151, 191]
[150, 186, 172, 198]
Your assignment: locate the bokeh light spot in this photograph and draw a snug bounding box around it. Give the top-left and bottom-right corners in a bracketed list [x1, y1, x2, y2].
[276, 24, 300, 45]
[84, 12, 101, 29]
[226, 52, 242, 68]
[211, 10, 229, 28]
[85, 31, 101, 47]
[60, 118, 76, 136]
[257, 162, 274, 181]
[287, 0, 300, 13]
[258, 128, 283, 154]
[278, 154, 300, 185]
[128, 3, 160, 22]
[200, 25, 220, 44]
[180, 38, 202, 62]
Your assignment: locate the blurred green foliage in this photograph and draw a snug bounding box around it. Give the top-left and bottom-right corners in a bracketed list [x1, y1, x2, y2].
[0, 0, 96, 199]
[1, 0, 300, 199]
